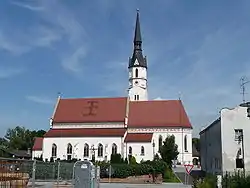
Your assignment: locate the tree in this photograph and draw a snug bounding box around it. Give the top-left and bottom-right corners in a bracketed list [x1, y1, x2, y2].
[3, 126, 46, 150]
[159, 135, 179, 167]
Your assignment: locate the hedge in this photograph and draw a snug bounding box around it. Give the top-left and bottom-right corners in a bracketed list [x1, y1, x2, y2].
[98, 160, 168, 178]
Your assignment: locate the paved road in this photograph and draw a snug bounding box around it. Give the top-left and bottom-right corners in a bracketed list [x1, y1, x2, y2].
[29, 182, 191, 188]
[100, 183, 191, 188]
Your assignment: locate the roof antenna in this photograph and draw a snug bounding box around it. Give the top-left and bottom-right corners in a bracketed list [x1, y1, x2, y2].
[240, 76, 249, 103]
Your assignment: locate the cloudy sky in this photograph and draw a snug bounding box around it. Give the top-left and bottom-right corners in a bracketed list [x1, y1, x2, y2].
[1, 0, 250, 137]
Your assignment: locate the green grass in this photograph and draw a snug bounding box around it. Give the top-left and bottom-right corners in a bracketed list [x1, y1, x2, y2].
[163, 169, 181, 183]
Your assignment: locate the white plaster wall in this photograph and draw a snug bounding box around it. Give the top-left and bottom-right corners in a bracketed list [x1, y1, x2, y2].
[32, 150, 43, 159]
[151, 129, 192, 164]
[129, 67, 147, 79]
[128, 86, 148, 101]
[221, 106, 250, 172]
[125, 142, 153, 162]
[128, 66, 148, 101]
[200, 120, 222, 174]
[43, 137, 123, 161]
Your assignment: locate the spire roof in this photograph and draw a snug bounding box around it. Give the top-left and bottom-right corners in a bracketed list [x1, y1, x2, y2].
[128, 9, 147, 69]
[134, 9, 142, 44]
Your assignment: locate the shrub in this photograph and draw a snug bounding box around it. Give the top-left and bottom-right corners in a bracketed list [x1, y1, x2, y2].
[98, 160, 168, 179]
[110, 154, 123, 164]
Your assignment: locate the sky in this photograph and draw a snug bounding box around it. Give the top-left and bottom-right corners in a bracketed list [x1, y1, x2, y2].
[1, 0, 250, 137]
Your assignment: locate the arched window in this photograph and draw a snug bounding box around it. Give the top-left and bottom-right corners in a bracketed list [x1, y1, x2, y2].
[52, 144, 57, 158]
[112, 143, 117, 155]
[84, 144, 89, 157]
[184, 135, 188, 152]
[159, 135, 163, 151]
[135, 68, 138, 78]
[67, 143, 72, 160]
[98, 144, 103, 157]
[141, 146, 145, 156]
[129, 146, 132, 155]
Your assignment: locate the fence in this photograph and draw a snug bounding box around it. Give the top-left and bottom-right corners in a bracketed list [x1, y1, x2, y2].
[0, 157, 74, 187]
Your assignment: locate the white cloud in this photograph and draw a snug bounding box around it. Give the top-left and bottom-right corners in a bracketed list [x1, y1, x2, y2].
[0, 67, 25, 79]
[26, 96, 54, 105]
[11, 1, 44, 11]
[62, 47, 87, 73]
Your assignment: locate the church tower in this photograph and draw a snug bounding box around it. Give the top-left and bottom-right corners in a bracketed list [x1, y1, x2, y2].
[128, 10, 148, 101]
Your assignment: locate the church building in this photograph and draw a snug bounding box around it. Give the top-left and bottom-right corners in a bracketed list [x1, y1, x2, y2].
[32, 11, 193, 164]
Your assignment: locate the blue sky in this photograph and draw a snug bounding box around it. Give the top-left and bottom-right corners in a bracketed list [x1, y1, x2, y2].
[1, 0, 250, 137]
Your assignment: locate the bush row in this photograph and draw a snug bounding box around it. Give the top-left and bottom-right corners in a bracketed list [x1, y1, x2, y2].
[97, 160, 168, 178]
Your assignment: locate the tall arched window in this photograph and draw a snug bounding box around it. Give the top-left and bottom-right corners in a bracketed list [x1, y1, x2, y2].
[67, 143, 72, 160]
[159, 135, 163, 151]
[52, 144, 57, 158]
[98, 143, 103, 157]
[129, 146, 132, 155]
[84, 144, 89, 157]
[135, 68, 138, 78]
[141, 146, 145, 156]
[184, 135, 188, 152]
[112, 143, 117, 155]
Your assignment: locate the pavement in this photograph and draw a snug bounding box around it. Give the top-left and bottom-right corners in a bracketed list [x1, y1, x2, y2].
[28, 182, 191, 188]
[100, 183, 192, 188]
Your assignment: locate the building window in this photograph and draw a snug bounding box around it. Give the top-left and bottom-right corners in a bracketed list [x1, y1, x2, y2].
[98, 143, 103, 157]
[84, 144, 89, 157]
[52, 144, 57, 158]
[129, 146, 132, 155]
[159, 135, 163, 152]
[135, 68, 138, 78]
[112, 143, 117, 155]
[141, 146, 145, 156]
[184, 135, 188, 152]
[67, 143, 72, 160]
[134, 95, 140, 101]
[234, 129, 243, 142]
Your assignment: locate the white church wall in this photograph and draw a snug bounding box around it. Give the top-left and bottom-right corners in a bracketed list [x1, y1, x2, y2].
[32, 150, 43, 159]
[52, 122, 124, 129]
[128, 86, 148, 101]
[125, 142, 153, 162]
[128, 128, 193, 164]
[43, 137, 123, 161]
[221, 106, 250, 173]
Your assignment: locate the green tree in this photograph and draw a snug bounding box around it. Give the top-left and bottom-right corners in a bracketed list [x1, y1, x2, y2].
[159, 135, 179, 167]
[4, 126, 46, 150]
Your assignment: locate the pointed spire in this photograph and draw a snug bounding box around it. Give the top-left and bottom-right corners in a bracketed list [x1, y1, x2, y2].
[134, 9, 142, 44]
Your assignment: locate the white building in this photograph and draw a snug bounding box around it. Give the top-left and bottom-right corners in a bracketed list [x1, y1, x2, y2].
[32, 10, 193, 164]
[200, 102, 250, 174]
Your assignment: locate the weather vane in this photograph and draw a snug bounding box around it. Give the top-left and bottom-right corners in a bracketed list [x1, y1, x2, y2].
[240, 76, 250, 103]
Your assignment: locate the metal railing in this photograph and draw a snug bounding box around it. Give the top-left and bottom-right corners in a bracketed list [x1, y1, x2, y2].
[0, 157, 74, 187]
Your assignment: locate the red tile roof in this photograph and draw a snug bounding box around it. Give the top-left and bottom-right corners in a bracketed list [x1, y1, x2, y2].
[44, 128, 126, 137]
[124, 133, 153, 142]
[128, 100, 192, 128]
[33, 137, 43, 151]
[52, 97, 127, 123]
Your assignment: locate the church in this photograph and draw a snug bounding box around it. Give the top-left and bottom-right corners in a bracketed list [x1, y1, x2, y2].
[32, 11, 193, 164]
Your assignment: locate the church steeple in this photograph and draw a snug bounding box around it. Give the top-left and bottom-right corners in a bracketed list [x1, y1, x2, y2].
[128, 9, 147, 69]
[128, 10, 148, 101]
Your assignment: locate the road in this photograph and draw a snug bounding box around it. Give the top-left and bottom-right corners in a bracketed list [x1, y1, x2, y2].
[28, 182, 191, 188]
[101, 183, 191, 188]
